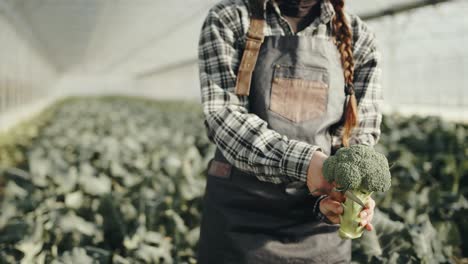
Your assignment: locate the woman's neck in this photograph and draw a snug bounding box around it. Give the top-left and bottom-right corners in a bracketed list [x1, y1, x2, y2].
[274, 0, 321, 33]
[276, 0, 321, 18]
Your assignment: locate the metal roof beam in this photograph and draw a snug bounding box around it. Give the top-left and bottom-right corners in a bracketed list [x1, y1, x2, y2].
[361, 0, 456, 21]
[135, 58, 197, 79]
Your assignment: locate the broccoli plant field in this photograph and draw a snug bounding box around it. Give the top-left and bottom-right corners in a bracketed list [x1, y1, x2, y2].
[0, 96, 466, 263]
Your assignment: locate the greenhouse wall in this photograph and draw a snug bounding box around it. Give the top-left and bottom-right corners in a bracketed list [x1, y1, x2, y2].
[1, 0, 467, 135]
[369, 1, 468, 121]
[0, 2, 57, 133]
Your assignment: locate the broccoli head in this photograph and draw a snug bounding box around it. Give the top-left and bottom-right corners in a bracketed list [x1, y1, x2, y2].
[322, 144, 392, 239]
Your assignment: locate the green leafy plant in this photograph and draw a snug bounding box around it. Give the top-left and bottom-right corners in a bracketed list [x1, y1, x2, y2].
[0, 97, 466, 263]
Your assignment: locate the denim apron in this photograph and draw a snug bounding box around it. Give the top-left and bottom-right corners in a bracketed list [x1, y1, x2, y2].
[197, 6, 351, 264]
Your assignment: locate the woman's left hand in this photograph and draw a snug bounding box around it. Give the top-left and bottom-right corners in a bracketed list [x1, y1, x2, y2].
[319, 193, 376, 231]
[359, 197, 375, 231]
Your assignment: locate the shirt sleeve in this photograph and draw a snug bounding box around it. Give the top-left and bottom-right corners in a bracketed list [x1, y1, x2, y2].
[198, 7, 322, 184]
[332, 14, 384, 149]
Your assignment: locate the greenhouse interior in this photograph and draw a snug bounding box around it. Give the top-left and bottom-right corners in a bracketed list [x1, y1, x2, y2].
[0, 0, 466, 263]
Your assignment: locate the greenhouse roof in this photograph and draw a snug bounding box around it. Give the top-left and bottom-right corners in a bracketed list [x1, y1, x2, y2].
[1, 0, 466, 121]
[4, 0, 463, 75]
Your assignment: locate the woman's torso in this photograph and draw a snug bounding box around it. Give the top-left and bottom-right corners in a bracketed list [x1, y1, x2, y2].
[197, 1, 353, 263]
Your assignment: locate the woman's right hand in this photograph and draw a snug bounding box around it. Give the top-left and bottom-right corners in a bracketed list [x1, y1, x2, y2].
[318, 195, 345, 224]
[306, 150, 336, 196]
[307, 150, 347, 224]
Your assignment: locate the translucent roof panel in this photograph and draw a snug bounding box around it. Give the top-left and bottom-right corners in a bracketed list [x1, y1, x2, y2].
[366, 0, 468, 119]
[8, 0, 453, 75]
[3, 0, 467, 120]
[347, 0, 440, 17]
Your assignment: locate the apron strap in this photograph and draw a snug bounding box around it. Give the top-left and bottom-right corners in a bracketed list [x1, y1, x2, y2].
[234, 0, 267, 96]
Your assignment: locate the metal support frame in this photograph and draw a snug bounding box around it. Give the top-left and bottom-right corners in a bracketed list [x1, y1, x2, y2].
[360, 0, 456, 21]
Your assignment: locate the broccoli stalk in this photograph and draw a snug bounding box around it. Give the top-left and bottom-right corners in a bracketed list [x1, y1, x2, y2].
[322, 144, 391, 239]
[338, 190, 373, 239]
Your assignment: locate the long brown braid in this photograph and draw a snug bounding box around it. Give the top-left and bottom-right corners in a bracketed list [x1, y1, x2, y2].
[330, 0, 358, 148]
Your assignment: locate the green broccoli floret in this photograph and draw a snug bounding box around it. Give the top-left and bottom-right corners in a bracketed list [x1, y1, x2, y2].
[322, 144, 391, 239]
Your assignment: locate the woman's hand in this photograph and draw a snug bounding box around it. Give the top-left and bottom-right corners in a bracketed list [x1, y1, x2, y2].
[318, 194, 344, 224]
[306, 151, 335, 196]
[358, 197, 375, 231]
[319, 195, 376, 231]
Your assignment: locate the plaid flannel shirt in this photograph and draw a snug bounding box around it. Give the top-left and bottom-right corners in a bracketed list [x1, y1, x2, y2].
[198, 0, 383, 184]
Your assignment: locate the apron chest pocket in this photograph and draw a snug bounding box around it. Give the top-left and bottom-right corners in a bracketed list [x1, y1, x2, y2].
[269, 64, 329, 123]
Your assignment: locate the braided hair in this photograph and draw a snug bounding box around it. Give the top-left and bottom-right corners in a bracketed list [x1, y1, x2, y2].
[330, 0, 357, 148]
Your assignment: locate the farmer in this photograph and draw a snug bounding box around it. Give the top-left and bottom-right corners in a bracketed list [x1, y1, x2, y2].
[197, 0, 382, 262]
